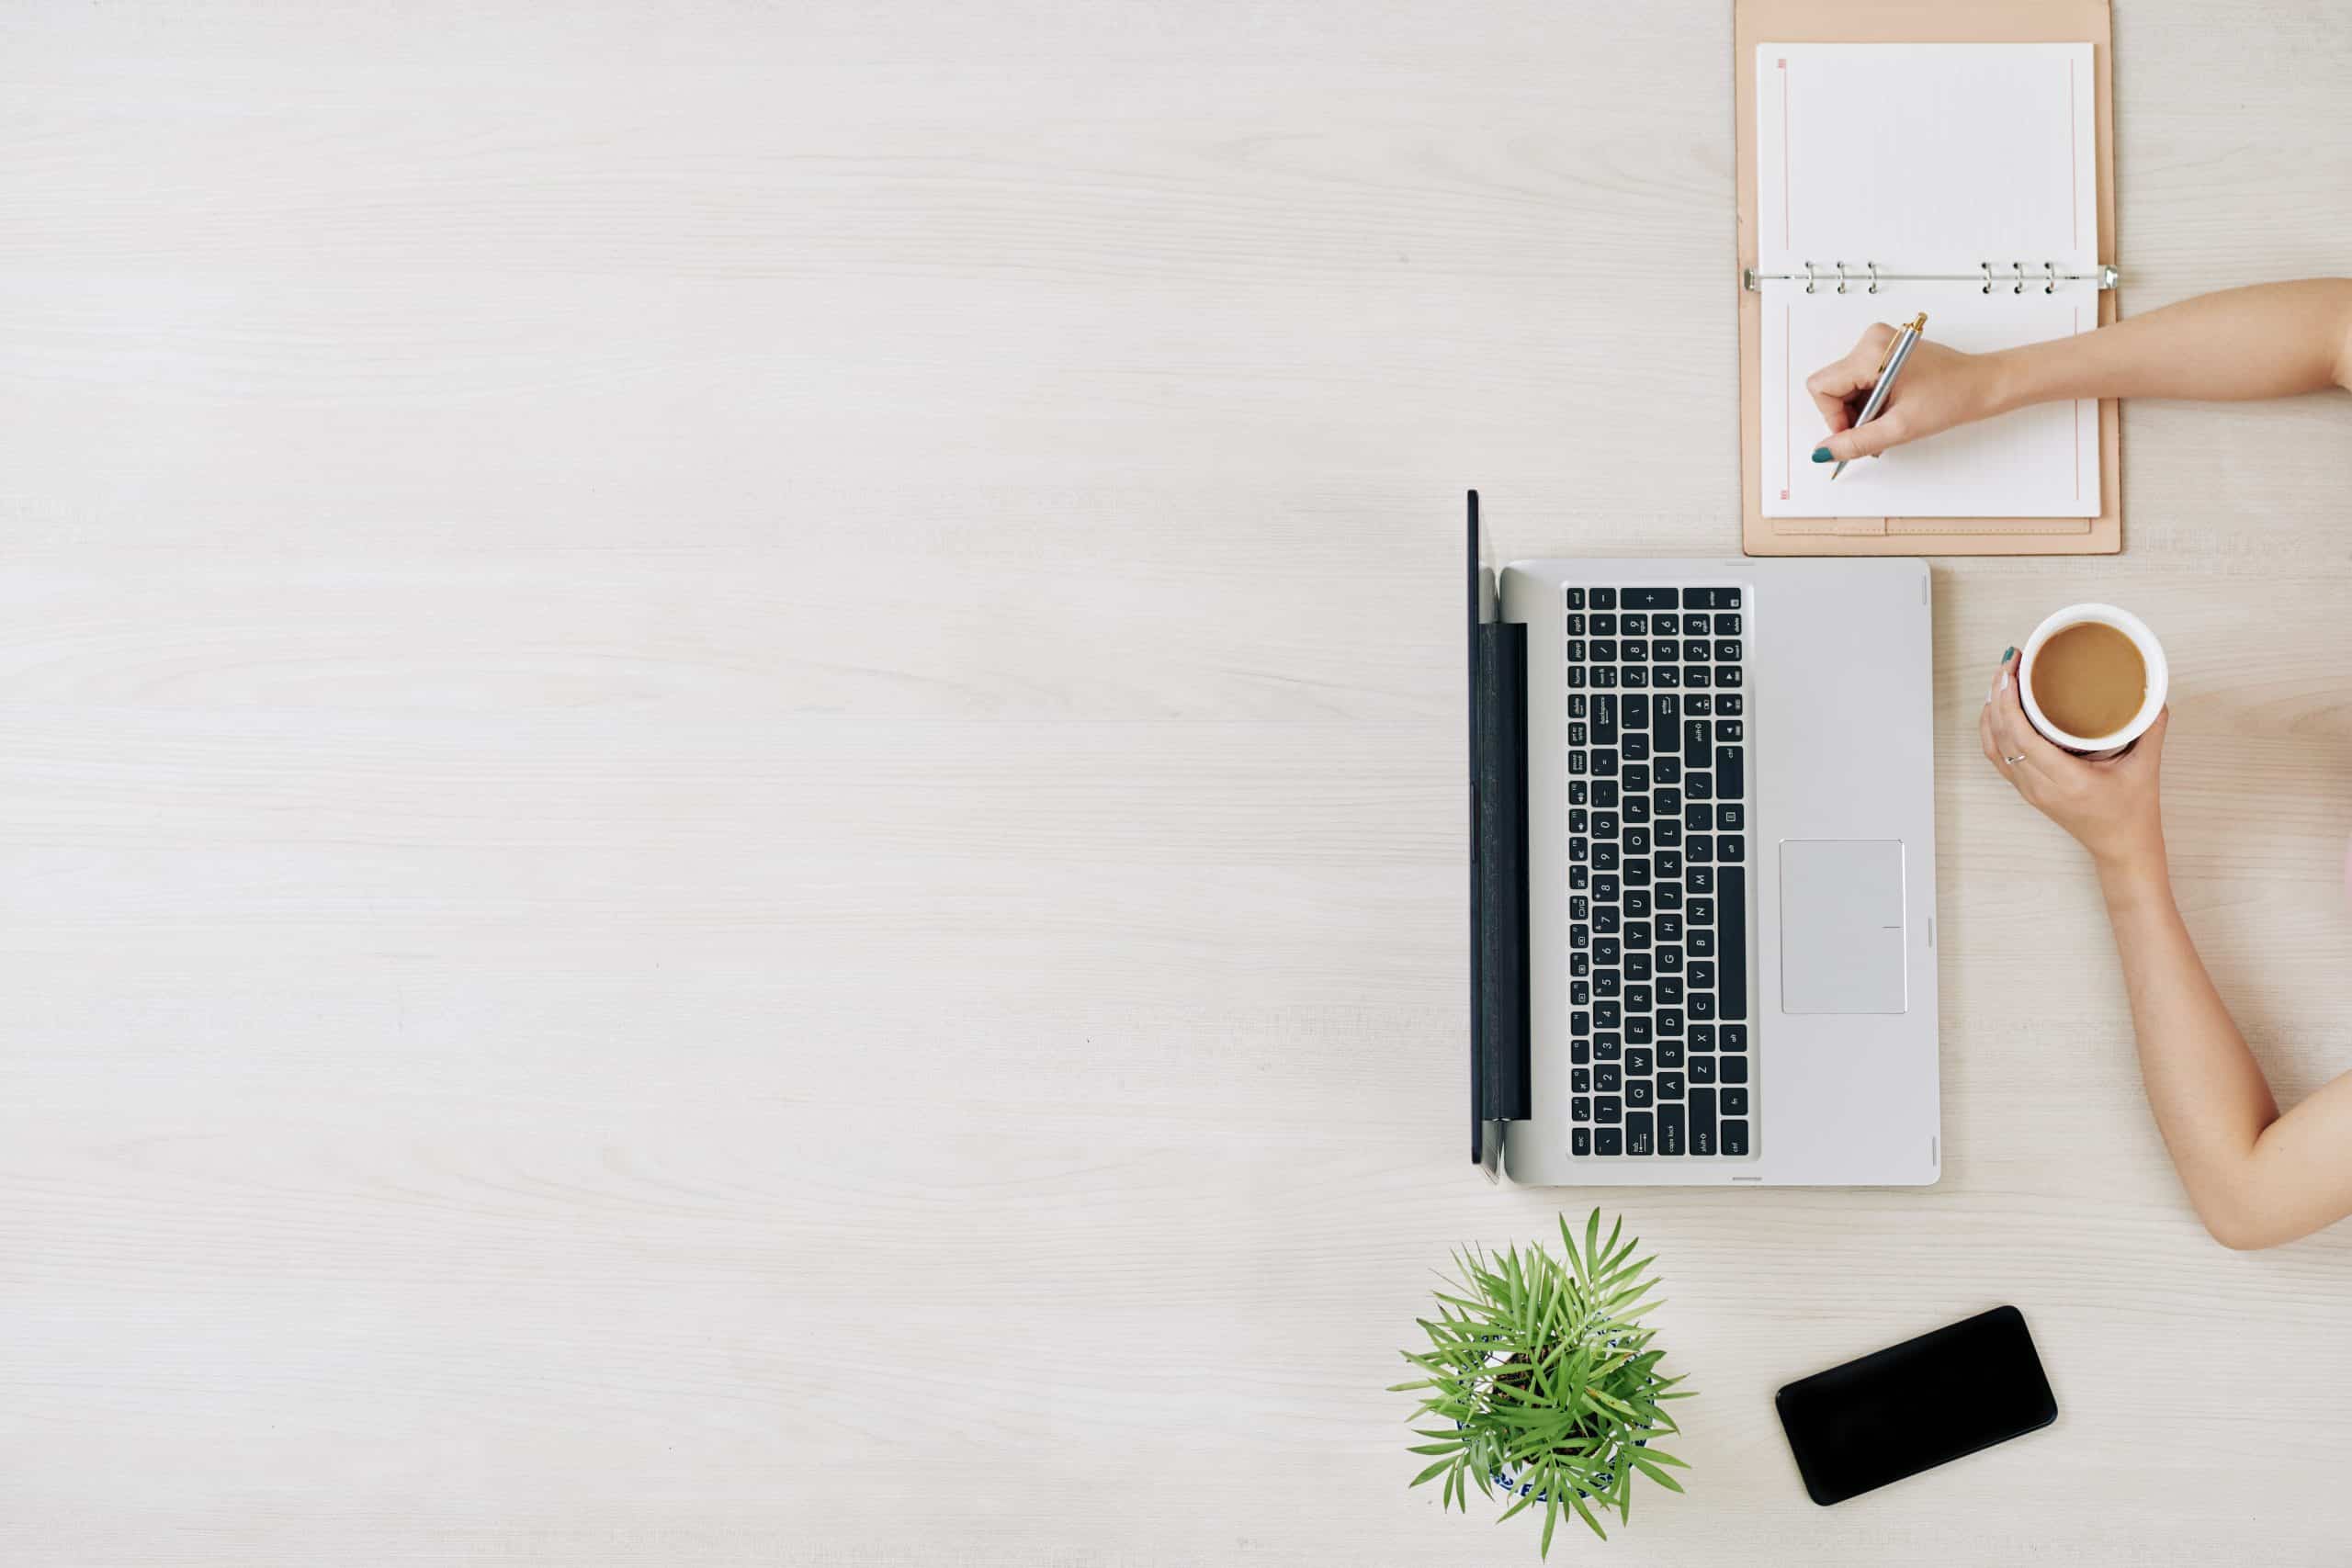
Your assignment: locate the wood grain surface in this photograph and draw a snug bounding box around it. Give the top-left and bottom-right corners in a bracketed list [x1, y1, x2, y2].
[2, 2, 2349, 1563]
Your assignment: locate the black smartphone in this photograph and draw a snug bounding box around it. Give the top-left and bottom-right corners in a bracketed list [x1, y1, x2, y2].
[1775, 1305, 2057, 1506]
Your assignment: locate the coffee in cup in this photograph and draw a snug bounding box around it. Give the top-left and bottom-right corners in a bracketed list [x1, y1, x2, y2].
[2017, 604, 2167, 757]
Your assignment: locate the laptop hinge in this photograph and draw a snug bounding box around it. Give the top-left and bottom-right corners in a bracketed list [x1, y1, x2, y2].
[1467, 491, 1532, 1167]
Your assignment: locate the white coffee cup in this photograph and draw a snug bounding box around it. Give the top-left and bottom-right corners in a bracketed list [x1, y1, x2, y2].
[2017, 603, 2168, 758]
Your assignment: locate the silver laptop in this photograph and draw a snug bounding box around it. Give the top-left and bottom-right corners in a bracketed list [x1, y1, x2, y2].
[1468, 494, 1939, 1186]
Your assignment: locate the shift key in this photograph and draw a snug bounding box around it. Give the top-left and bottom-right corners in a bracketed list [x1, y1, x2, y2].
[1716, 746, 1745, 801]
[1690, 1088, 1717, 1156]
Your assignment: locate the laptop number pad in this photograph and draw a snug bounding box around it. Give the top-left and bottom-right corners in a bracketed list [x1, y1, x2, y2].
[1564, 585, 1749, 1158]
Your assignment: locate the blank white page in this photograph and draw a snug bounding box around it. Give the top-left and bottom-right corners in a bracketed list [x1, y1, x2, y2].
[1754, 44, 2100, 519]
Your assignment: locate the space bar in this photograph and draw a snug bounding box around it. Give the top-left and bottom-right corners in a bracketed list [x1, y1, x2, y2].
[1718, 865, 1747, 1021]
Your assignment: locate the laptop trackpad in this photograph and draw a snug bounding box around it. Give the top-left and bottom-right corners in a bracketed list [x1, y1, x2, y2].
[1780, 840, 1907, 1014]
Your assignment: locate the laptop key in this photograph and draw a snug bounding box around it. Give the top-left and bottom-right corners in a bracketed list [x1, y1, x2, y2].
[1594, 1032, 1623, 1060]
[1595, 1127, 1623, 1156]
[1626, 1111, 1655, 1155]
[1720, 1055, 1749, 1084]
[1573, 1127, 1592, 1156]
[1690, 1088, 1717, 1154]
[1566, 588, 1586, 609]
[1720, 1087, 1748, 1116]
[1626, 1048, 1654, 1076]
[1572, 1097, 1591, 1122]
[1621, 587, 1677, 609]
[1658, 1071, 1685, 1100]
[1595, 1096, 1623, 1123]
[1713, 613, 1740, 635]
[1572, 1066, 1591, 1092]
[1685, 770, 1712, 800]
[1658, 1038, 1685, 1068]
[1716, 694, 1742, 716]
[1589, 588, 1617, 609]
[1720, 1024, 1747, 1051]
[1719, 836, 1745, 863]
[1717, 865, 1747, 1020]
[1626, 1077, 1653, 1109]
[1596, 1065, 1622, 1093]
[1659, 1102, 1686, 1155]
[1690, 1055, 1715, 1084]
[1717, 749, 1746, 800]
[1592, 694, 1618, 744]
[1721, 1119, 1749, 1156]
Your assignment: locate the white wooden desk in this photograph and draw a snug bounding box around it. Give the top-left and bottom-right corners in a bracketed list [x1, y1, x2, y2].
[4, 3, 2350, 1563]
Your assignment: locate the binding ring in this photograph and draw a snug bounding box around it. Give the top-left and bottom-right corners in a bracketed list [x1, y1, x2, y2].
[1804, 260, 1818, 294]
[2043, 261, 2059, 294]
[1835, 261, 1850, 294]
[1981, 261, 1994, 294]
[2011, 261, 2028, 294]
[1867, 261, 1880, 294]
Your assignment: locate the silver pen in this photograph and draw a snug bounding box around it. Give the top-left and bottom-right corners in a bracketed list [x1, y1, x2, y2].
[1831, 311, 1928, 480]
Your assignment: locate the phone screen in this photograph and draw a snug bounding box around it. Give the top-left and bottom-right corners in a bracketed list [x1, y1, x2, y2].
[1775, 1305, 2057, 1506]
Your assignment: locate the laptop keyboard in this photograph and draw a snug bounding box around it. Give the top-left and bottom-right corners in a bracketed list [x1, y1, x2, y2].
[1562, 585, 1750, 1159]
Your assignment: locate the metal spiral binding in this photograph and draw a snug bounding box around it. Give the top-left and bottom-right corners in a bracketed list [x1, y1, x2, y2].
[1747, 261, 2120, 292]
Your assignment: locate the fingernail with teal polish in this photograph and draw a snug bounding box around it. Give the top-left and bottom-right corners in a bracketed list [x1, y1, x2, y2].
[2001, 647, 2017, 663]
[1810, 447, 1832, 463]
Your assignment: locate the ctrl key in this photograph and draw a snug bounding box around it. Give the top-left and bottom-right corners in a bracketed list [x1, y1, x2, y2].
[1722, 1119, 1750, 1156]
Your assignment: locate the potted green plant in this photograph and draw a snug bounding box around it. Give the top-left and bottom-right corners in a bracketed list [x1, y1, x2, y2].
[1393, 1211, 1691, 1556]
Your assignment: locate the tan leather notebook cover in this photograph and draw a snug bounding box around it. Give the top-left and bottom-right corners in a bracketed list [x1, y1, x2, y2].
[1735, 0, 2121, 556]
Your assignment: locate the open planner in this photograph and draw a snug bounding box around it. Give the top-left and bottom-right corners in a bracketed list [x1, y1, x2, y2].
[1733, 0, 2122, 556]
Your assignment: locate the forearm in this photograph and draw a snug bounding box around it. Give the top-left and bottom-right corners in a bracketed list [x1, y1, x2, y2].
[1989, 279, 2352, 412]
[2098, 850, 2352, 1247]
